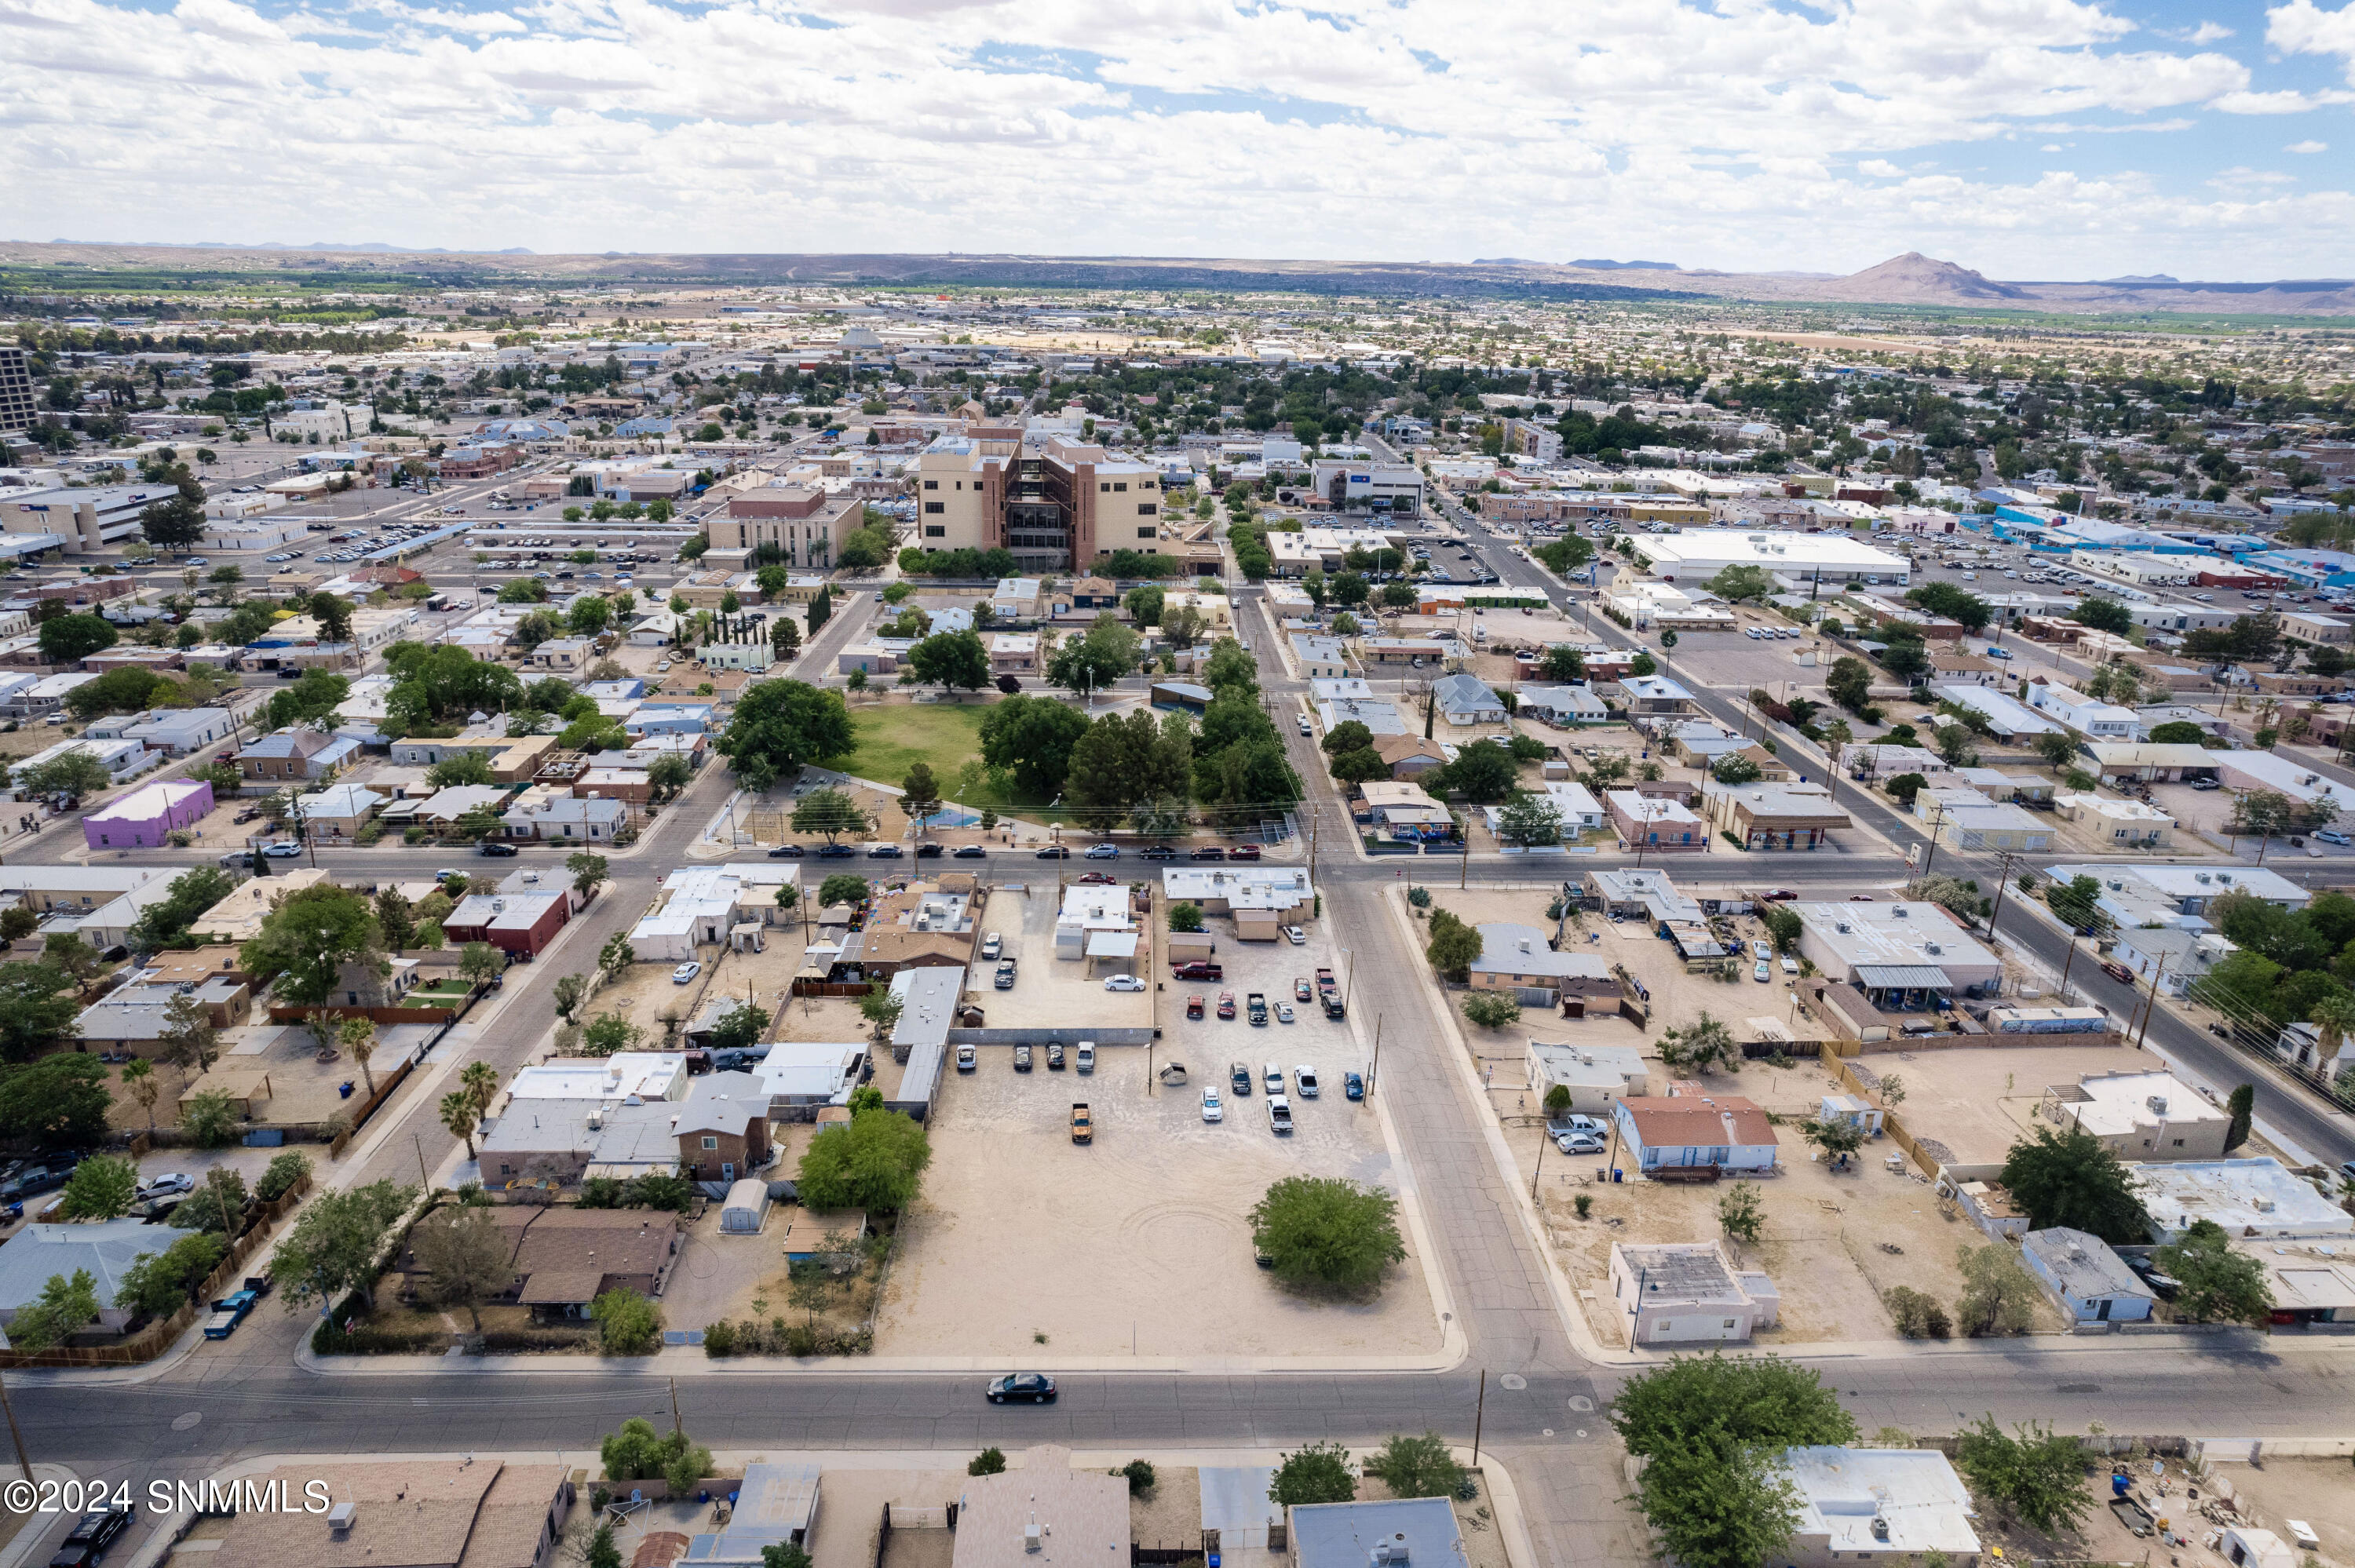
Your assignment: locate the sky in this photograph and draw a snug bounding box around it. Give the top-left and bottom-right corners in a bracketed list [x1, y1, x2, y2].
[6, 0, 2355, 282]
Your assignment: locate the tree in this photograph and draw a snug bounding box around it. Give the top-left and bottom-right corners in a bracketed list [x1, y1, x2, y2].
[41, 932, 104, 997]
[1268, 1442, 1356, 1508]
[1425, 913, 1482, 980]
[978, 695, 1093, 799]
[709, 1003, 771, 1054]
[310, 593, 355, 645]
[1704, 564, 1775, 602]
[587, 1287, 663, 1355]
[37, 612, 119, 664]
[2155, 1218, 2275, 1324]
[0, 1055, 112, 1148]
[411, 1204, 512, 1333]
[2030, 731, 2080, 775]
[2224, 1083, 2254, 1152]
[239, 882, 385, 1008]
[498, 578, 549, 603]
[1364, 1432, 1466, 1501]
[793, 788, 868, 844]
[336, 1016, 378, 1093]
[899, 763, 942, 830]
[1462, 992, 1521, 1030]
[126, 862, 233, 948]
[717, 678, 853, 780]
[797, 1103, 932, 1211]
[257, 1149, 312, 1202]
[15, 751, 111, 801]
[1799, 1114, 1866, 1169]
[1954, 1416, 2094, 1533]
[459, 942, 501, 993]
[440, 1090, 482, 1158]
[57, 1154, 139, 1220]
[1827, 655, 1874, 713]
[584, 1526, 623, 1568]
[1712, 753, 1763, 786]
[8, 1268, 100, 1351]
[908, 629, 991, 698]
[1202, 638, 1259, 698]
[968, 1447, 1008, 1477]
[139, 491, 207, 552]
[179, 1087, 240, 1148]
[262, 669, 349, 732]
[1163, 603, 1207, 651]
[2070, 597, 2132, 635]
[268, 1179, 417, 1311]
[1046, 619, 1139, 702]
[1248, 1176, 1405, 1293]
[819, 872, 872, 910]
[1430, 738, 1511, 805]
[1168, 902, 1204, 933]
[0, 962, 82, 1063]
[1613, 1355, 1856, 1568]
[114, 1231, 228, 1320]
[1496, 791, 1564, 847]
[1718, 1182, 1764, 1260]
[425, 752, 495, 789]
[1659, 1012, 1738, 1075]
[1955, 1242, 2039, 1337]
[121, 1057, 159, 1132]
[567, 851, 611, 899]
[1999, 1124, 2146, 1242]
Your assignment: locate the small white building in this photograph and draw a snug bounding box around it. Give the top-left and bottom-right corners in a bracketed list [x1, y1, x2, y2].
[1526, 1041, 1646, 1112]
[1778, 1446, 1981, 1568]
[1607, 1241, 1779, 1346]
[2131, 1158, 2355, 1244]
[2046, 1069, 2230, 1161]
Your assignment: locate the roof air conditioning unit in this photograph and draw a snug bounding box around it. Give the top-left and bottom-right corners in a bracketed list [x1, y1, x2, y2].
[2254, 1197, 2276, 1213]
[1892, 906, 1908, 917]
[1871, 1517, 1891, 1543]
[586, 1109, 602, 1129]
[328, 1502, 356, 1537]
[2148, 1095, 2168, 1115]
[1837, 922, 1851, 934]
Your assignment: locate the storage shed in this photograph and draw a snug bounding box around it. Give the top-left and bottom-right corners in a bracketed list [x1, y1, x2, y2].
[721, 1178, 770, 1234]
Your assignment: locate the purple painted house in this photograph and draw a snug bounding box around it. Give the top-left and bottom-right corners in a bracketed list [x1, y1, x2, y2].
[82, 779, 214, 851]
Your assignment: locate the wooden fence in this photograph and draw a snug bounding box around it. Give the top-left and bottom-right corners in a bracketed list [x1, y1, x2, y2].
[0, 1170, 314, 1369]
[1827, 1056, 1941, 1179]
[265, 1003, 463, 1026]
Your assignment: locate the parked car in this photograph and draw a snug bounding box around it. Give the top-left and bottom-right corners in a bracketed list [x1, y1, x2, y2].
[1201, 1088, 1223, 1122]
[1230, 1062, 1252, 1096]
[1186, 995, 1204, 1019]
[261, 841, 303, 858]
[866, 844, 903, 859]
[1276, 1002, 1295, 1023]
[1172, 961, 1223, 981]
[1344, 1071, 1364, 1100]
[1104, 975, 1146, 992]
[2100, 960, 2135, 984]
[954, 844, 988, 858]
[816, 844, 857, 857]
[1035, 845, 1071, 859]
[1229, 844, 1261, 861]
[1263, 1061, 1283, 1094]
[915, 843, 944, 859]
[1554, 1132, 1605, 1155]
[672, 961, 703, 984]
[1189, 846, 1227, 861]
[1046, 1043, 1065, 1070]
[980, 932, 1002, 961]
[136, 1172, 195, 1198]
[994, 959, 1017, 990]
[985, 1373, 1057, 1404]
[1297, 713, 1313, 735]
[1266, 1096, 1294, 1135]
[1293, 977, 1313, 1000]
[1218, 992, 1237, 1019]
[1753, 959, 1770, 982]
[1141, 844, 1178, 860]
[1075, 1043, 1095, 1074]
[476, 841, 519, 857]
[1282, 924, 1305, 945]
[2319, 829, 2354, 848]
[1759, 888, 1798, 902]
[1013, 1045, 1032, 1072]
[768, 844, 805, 858]
[1084, 844, 1119, 859]
[1075, 871, 1118, 885]
[1294, 1066, 1320, 1097]
[46, 1508, 133, 1568]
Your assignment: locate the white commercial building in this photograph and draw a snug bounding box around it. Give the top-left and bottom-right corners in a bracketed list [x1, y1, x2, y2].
[2131, 1158, 2355, 1244]
[1790, 899, 2001, 990]
[1606, 1241, 1780, 1346]
[1632, 529, 1909, 586]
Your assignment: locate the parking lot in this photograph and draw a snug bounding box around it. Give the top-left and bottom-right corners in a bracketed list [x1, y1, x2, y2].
[974, 881, 1156, 1033]
[874, 1043, 1440, 1359]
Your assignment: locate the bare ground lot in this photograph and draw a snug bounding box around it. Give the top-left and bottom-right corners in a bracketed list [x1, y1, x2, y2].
[875, 1046, 1441, 1359]
[2208, 1457, 2355, 1568]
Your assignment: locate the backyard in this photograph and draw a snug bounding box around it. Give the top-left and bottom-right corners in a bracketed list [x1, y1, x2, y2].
[823, 695, 1144, 826]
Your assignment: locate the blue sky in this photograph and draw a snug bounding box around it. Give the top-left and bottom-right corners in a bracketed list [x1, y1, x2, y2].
[5, 0, 2354, 280]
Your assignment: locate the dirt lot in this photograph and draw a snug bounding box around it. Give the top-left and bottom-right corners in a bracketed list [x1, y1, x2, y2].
[659, 1167, 890, 1346]
[1515, 1057, 2065, 1346]
[978, 881, 1155, 1034]
[2209, 1457, 2355, 1567]
[592, 924, 812, 1049]
[184, 1017, 439, 1128]
[875, 1045, 1440, 1359]
[1863, 1041, 2138, 1170]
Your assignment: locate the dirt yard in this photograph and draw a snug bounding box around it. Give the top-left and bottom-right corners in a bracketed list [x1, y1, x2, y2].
[875, 1046, 1442, 1359]
[1513, 1052, 2065, 1346]
[2209, 1457, 2355, 1568]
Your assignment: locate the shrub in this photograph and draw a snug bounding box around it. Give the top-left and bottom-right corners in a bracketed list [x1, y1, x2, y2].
[1462, 992, 1521, 1030]
[702, 1320, 738, 1357]
[255, 1150, 312, 1202]
[1250, 1176, 1404, 1294]
[969, 1447, 1007, 1476]
[1120, 1459, 1157, 1496]
[590, 1289, 662, 1355]
[1883, 1285, 1952, 1340]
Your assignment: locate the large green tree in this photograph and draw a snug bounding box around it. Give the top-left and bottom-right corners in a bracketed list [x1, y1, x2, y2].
[0, 965, 82, 1063]
[907, 629, 991, 698]
[239, 883, 386, 1007]
[1046, 620, 1139, 702]
[1999, 1124, 2147, 1242]
[717, 678, 854, 780]
[38, 613, 118, 664]
[1249, 1176, 1405, 1293]
[796, 1103, 932, 1212]
[977, 695, 1093, 798]
[2155, 1219, 2274, 1324]
[268, 1179, 417, 1311]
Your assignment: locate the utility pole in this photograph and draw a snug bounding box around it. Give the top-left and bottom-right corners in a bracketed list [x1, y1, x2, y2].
[0, 1368, 31, 1483]
[1984, 850, 2019, 944]
[1367, 1013, 1383, 1097]
[1472, 1369, 1488, 1468]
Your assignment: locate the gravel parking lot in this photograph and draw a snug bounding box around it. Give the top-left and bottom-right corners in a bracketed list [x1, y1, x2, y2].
[874, 1037, 1440, 1359]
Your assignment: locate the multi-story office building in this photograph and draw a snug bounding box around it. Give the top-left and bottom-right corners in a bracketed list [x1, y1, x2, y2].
[0, 348, 38, 437]
[706, 481, 863, 568]
[915, 427, 1170, 574]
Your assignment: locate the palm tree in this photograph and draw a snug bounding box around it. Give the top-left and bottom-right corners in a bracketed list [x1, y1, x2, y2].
[440, 1092, 480, 1159]
[2313, 996, 2355, 1076]
[338, 1017, 378, 1095]
[461, 1061, 498, 1119]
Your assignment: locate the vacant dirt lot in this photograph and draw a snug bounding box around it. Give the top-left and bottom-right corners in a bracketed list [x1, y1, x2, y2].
[876, 1046, 1440, 1359]
[1513, 1052, 2065, 1346]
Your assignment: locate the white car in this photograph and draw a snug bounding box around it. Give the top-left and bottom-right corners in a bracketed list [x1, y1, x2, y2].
[1104, 974, 1147, 992]
[1201, 1088, 1223, 1122]
[137, 1172, 195, 1198]
[261, 841, 303, 858]
[1276, 1002, 1296, 1023]
[1282, 924, 1305, 945]
[1754, 959, 1771, 983]
[672, 961, 703, 984]
[1553, 1132, 1605, 1156]
[1296, 714, 1312, 735]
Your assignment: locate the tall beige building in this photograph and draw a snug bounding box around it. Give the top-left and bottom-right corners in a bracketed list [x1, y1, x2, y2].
[707, 480, 864, 567]
[915, 427, 1171, 574]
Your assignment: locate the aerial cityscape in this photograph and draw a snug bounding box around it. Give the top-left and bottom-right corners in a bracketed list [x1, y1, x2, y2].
[3, 5, 2355, 1564]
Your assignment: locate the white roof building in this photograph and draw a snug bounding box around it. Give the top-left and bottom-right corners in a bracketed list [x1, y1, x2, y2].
[2132, 1158, 2355, 1244]
[1790, 900, 2001, 989]
[506, 1052, 692, 1107]
[1633, 529, 1910, 584]
[1779, 1447, 1981, 1568]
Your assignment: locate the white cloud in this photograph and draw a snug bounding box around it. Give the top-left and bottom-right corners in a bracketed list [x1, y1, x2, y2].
[2209, 87, 2355, 111]
[2183, 20, 2235, 42]
[0, 0, 2347, 276]
[2287, 138, 2331, 151]
[2269, 0, 2355, 67]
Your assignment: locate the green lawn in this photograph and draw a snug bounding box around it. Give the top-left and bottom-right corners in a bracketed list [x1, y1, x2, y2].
[828, 702, 1078, 822]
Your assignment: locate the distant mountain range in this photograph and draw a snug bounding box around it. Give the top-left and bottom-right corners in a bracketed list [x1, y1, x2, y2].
[5, 242, 2350, 315]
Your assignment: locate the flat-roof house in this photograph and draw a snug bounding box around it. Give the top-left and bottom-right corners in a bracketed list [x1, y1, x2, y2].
[674, 1070, 772, 1181]
[82, 778, 213, 850]
[1517, 682, 1608, 725]
[2045, 1069, 2230, 1160]
[1468, 921, 1616, 1001]
[2131, 1158, 2355, 1244]
[1289, 633, 1349, 680]
[1607, 1240, 1779, 1345]
[2020, 1228, 2156, 1325]
[1616, 673, 1695, 717]
[1289, 1497, 1472, 1568]
[1916, 789, 2054, 852]
[1527, 1041, 1646, 1112]
[443, 889, 572, 957]
[951, 1462, 1124, 1568]
[2025, 681, 2141, 739]
[2043, 862, 2306, 917]
[1790, 900, 2003, 991]
[1611, 1095, 1778, 1175]
[687, 1462, 824, 1566]
[502, 793, 629, 842]
[1605, 789, 1706, 853]
[1700, 781, 1850, 851]
[2054, 791, 2174, 847]
[1779, 1447, 1981, 1568]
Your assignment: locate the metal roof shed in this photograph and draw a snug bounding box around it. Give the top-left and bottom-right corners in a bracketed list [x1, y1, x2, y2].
[720, 1179, 769, 1234]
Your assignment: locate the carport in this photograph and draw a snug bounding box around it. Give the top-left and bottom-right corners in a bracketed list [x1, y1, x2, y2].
[1086, 930, 1139, 978]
